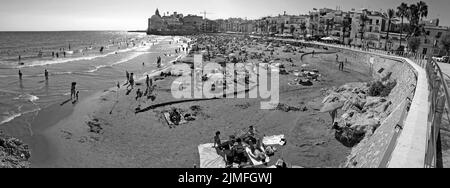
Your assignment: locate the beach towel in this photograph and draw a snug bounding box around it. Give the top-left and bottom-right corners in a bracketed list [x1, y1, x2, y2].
[245, 147, 270, 166]
[263, 135, 286, 146]
[198, 143, 226, 168]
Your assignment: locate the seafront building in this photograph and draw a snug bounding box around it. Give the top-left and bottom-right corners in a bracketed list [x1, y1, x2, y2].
[147, 7, 450, 56]
[147, 9, 218, 35]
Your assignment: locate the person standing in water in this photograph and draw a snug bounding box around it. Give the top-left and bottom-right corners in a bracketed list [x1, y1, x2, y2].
[146, 75, 151, 89]
[71, 82, 77, 100]
[18, 70, 23, 80]
[44, 69, 49, 80]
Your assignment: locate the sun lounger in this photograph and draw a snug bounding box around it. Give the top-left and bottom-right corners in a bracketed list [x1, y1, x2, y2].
[198, 143, 226, 168]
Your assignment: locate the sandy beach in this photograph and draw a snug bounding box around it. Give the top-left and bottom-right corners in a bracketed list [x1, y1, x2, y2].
[25, 34, 375, 168]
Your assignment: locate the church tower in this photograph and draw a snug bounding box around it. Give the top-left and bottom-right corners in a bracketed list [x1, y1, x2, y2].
[155, 9, 161, 17]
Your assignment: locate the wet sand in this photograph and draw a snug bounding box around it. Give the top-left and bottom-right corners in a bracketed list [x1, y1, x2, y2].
[33, 40, 373, 168]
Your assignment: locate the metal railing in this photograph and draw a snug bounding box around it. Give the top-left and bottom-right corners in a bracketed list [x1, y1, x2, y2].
[423, 58, 450, 168]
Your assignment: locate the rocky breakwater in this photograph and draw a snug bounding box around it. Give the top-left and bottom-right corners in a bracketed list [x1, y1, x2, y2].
[319, 49, 418, 167]
[322, 71, 397, 145]
[0, 131, 31, 168]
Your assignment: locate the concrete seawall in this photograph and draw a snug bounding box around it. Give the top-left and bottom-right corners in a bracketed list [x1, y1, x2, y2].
[320, 44, 428, 168]
[294, 40, 428, 168]
[334, 48, 418, 167]
[267, 37, 431, 167]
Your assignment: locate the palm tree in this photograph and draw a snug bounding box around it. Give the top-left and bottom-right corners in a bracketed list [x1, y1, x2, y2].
[407, 4, 420, 37]
[385, 9, 396, 51]
[396, 3, 408, 50]
[417, 1, 428, 22]
[342, 18, 351, 44]
[300, 22, 307, 38]
[359, 13, 369, 45]
[325, 18, 334, 36]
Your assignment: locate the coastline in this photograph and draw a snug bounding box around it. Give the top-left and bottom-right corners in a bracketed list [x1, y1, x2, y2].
[29, 36, 374, 168]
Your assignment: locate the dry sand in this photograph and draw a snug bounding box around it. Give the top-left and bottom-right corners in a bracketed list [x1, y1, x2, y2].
[32, 40, 373, 168]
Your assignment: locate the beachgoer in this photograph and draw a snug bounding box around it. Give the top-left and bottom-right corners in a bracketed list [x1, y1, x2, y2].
[213, 131, 221, 148]
[135, 88, 142, 101]
[248, 140, 267, 162]
[44, 69, 49, 80]
[329, 108, 337, 125]
[126, 71, 130, 84]
[128, 73, 135, 90]
[71, 82, 77, 100]
[76, 91, 79, 101]
[63, 51, 66, 58]
[146, 75, 151, 89]
[18, 70, 22, 80]
[231, 138, 248, 164]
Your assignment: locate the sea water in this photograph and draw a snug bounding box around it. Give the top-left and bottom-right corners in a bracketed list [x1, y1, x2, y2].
[0, 31, 184, 126]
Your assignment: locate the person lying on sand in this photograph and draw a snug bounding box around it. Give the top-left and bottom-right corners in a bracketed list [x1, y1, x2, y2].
[248, 140, 267, 162]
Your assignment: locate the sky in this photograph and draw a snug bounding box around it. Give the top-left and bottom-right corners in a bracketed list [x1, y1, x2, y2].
[0, 0, 449, 31]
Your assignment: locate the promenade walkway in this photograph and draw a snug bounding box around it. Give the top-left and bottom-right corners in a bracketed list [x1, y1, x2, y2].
[436, 63, 450, 168]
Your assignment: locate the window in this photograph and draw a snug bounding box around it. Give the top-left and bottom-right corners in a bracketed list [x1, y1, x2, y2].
[422, 48, 428, 55]
[437, 32, 442, 38]
[376, 20, 380, 25]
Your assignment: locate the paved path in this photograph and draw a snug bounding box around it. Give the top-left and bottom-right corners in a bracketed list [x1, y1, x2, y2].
[437, 63, 450, 168]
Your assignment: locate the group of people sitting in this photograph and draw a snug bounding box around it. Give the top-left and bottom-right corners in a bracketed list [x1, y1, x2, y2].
[213, 126, 273, 168]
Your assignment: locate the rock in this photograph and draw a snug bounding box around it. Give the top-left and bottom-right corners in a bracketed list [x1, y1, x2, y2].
[0, 132, 30, 168]
[307, 100, 323, 111]
[364, 97, 385, 109]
